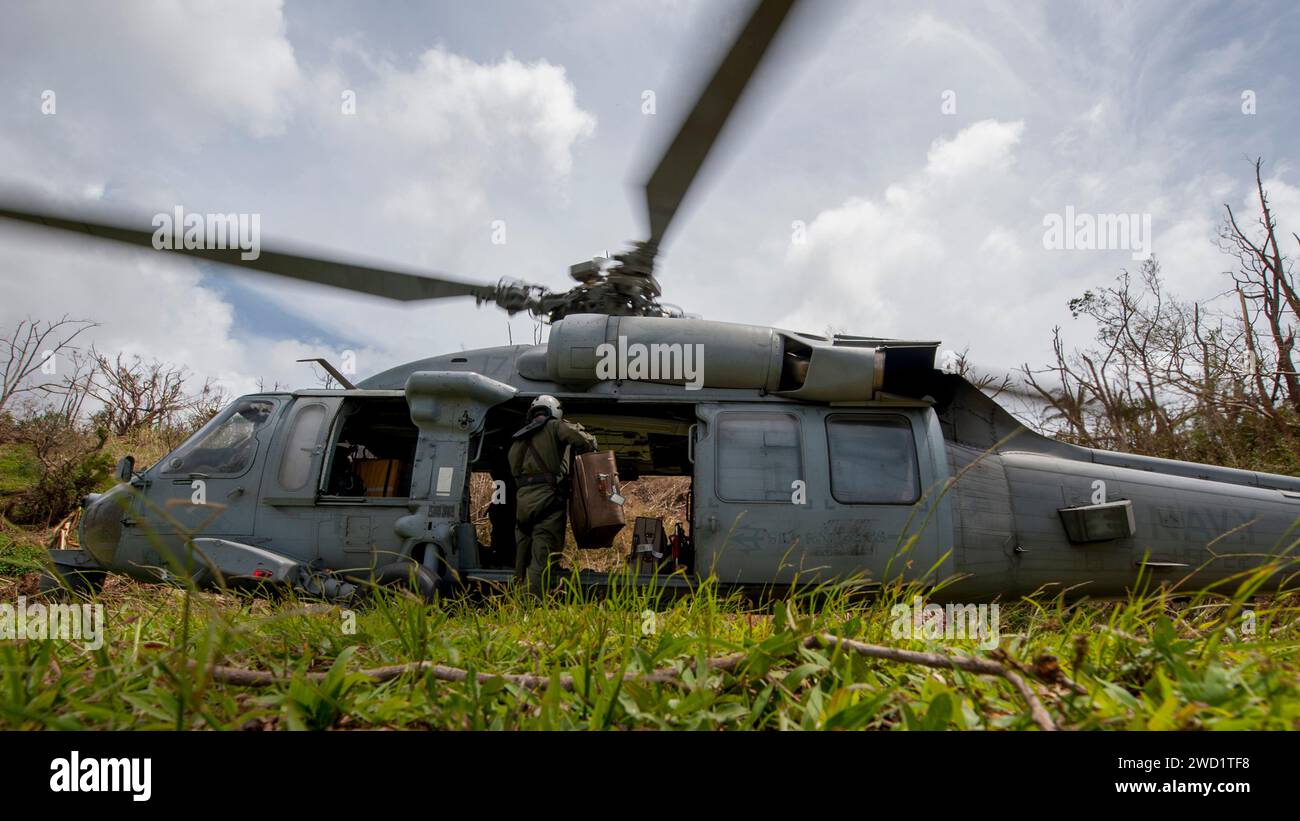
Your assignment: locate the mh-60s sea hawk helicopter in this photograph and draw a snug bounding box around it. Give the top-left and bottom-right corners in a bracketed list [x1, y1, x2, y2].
[5, 0, 1299, 602]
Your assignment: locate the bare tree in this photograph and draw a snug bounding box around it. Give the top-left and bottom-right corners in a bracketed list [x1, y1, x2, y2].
[944, 348, 1019, 400]
[87, 349, 215, 436]
[182, 380, 229, 436]
[0, 316, 97, 414]
[50, 349, 98, 425]
[1023, 260, 1200, 454]
[308, 364, 338, 390]
[1020, 159, 1300, 473]
[1220, 157, 1300, 416]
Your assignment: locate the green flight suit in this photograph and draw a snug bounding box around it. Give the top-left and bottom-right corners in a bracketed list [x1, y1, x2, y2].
[509, 416, 598, 596]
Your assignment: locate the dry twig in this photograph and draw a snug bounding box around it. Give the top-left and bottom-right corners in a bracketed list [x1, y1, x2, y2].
[179, 628, 1064, 730]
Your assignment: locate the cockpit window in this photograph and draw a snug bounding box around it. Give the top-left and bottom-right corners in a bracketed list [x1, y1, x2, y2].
[162, 398, 278, 476]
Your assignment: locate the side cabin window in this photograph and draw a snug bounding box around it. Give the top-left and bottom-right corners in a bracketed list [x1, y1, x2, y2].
[323, 397, 419, 498]
[826, 415, 920, 504]
[162, 397, 279, 477]
[716, 412, 802, 502]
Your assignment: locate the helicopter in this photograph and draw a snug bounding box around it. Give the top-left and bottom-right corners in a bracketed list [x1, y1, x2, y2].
[5, 0, 1300, 603]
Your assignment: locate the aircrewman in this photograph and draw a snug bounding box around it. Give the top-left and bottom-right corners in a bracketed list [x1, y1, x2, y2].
[509, 395, 597, 597]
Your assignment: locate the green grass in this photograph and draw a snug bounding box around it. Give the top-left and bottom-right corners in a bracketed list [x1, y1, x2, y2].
[1, 565, 1297, 730]
[0, 440, 59, 574]
[0, 528, 45, 576]
[0, 443, 39, 495]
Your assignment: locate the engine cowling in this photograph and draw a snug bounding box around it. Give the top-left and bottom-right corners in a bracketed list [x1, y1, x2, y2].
[523, 314, 938, 402]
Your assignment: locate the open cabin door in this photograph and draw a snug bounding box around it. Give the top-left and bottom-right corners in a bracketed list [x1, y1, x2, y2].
[254, 373, 515, 579]
[258, 391, 421, 572]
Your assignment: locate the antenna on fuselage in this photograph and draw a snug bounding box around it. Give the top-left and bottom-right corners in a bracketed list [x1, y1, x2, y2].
[296, 358, 357, 390]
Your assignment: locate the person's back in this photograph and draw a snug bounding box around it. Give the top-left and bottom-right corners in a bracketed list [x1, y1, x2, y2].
[509, 401, 597, 595]
[509, 417, 593, 506]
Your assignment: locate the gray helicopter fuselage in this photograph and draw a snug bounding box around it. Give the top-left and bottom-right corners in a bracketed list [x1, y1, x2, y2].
[65, 315, 1300, 600]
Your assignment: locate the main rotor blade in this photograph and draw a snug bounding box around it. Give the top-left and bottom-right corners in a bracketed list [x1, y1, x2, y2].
[643, 0, 799, 247]
[0, 201, 496, 302]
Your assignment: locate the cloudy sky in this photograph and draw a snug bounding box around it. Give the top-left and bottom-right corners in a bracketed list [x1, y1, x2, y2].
[1, 0, 1297, 399]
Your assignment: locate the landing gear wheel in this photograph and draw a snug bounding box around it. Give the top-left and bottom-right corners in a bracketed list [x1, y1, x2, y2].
[373, 560, 443, 603]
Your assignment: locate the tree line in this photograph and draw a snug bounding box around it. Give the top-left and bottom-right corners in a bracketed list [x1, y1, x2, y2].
[0, 325, 225, 526]
[1014, 158, 1300, 476]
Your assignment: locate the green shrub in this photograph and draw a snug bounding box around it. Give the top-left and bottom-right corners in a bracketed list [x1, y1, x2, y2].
[1, 413, 113, 527]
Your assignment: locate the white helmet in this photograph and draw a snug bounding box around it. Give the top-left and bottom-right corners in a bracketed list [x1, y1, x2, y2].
[528, 394, 562, 420]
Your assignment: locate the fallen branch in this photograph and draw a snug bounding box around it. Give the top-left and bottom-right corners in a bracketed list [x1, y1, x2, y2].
[186, 632, 1062, 730]
[992, 648, 1089, 696]
[193, 651, 749, 693]
[808, 633, 1058, 731]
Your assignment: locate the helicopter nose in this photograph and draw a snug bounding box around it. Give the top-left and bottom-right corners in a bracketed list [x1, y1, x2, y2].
[79, 487, 124, 567]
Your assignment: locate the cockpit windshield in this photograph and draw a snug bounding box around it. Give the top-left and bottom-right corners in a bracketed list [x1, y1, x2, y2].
[161, 397, 279, 476]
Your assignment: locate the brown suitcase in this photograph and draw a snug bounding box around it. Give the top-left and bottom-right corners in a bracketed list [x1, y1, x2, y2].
[568, 451, 626, 549]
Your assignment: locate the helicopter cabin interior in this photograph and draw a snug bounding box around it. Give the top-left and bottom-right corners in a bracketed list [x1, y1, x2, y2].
[322, 397, 418, 499]
[468, 399, 698, 575]
[300, 392, 698, 575]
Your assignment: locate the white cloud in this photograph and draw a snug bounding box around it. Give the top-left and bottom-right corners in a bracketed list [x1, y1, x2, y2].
[0, 6, 599, 400]
[1, 0, 302, 139]
[299, 44, 597, 240]
[979, 227, 1022, 263]
[925, 119, 1025, 179]
[138, 0, 302, 137]
[779, 119, 1026, 337]
[358, 48, 596, 180]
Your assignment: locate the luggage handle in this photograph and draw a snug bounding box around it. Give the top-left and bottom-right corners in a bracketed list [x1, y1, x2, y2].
[596, 470, 625, 505]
